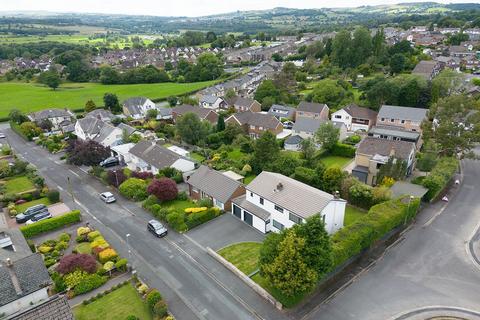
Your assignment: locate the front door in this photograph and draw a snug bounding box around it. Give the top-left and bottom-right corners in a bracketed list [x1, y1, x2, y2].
[243, 211, 253, 226]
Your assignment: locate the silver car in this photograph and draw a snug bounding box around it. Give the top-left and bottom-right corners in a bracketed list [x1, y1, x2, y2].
[100, 192, 116, 203]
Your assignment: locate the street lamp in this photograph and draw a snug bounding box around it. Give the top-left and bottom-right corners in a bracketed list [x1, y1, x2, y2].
[403, 195, 415, 225]
[67, 176, 74, 202]
[126, 233, 132, 271]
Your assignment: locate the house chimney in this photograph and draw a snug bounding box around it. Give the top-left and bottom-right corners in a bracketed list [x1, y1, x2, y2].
[276, 182, 283, 191]
[334, 191, 340, 199]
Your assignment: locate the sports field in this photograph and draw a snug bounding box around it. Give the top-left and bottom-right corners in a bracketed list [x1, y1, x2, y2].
[0, 81, 216, 118]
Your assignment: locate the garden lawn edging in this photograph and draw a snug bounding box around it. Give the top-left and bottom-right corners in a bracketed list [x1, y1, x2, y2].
[20, 210, 81, 238]
[207, 247, 282, 310]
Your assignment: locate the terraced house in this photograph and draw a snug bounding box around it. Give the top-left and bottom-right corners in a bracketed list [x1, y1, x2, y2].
[231, 172, 346, 234]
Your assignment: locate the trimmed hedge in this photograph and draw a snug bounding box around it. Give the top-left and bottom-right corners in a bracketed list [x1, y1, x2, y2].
[20, 210, 81, 238]
[421, 157, 458, 201]
[330, 143, 355, 158]
[10, 121, 30, 141]
[74, 274, 108, 295]
[185, 207, 221, 230]
[330, 197, 420, 268]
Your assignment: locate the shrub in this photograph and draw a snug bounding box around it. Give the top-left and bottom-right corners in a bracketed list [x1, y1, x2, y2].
[106, 169, 127, 187]
[330, 143, 355, 158]
[98, 248, 118, 263]
[131, 171, 154, 180]
[77, 227, 91, 237]
[153, 300, 168, 317]
[38, 245, 53, 254]
[146, 289, 162, 310]
[155, 208, 169, 221]
[90, 237, 109, 249]
[90, 166, 105, 178]
[176, 191, 188, 201]
[55, 241, 68, 251]
[87, 230, 102, 241]
[143, 195, 160, 208]
[64, 270, 89, 288]
[20, 210, 81, 238]
[57, 253, 98, 274]
[185, 207, 221, 230]
[421, 157, 458, 201]
[115, 258, 128, 272]
[157, 167, 183, 183]
[147, 178, 178, 202]
[51, 272, 67, 293]
[74, 274, 108, 295]
[103, 261, 115, 271]
[46, 189, 60, 203]
[166, 211, 187, 232]
[197, 198, 213, 208]
[58, 233, 71, 242]
[119, 178, 148, 201]
[184, 207, 208, 213]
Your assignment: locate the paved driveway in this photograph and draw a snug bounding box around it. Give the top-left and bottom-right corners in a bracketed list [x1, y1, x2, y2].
[186, 212, 265, 250]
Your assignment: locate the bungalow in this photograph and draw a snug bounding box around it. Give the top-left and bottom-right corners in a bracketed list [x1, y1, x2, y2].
[29, 108, 74, 131]
[296, 101, 329, 120]
[84, 109, 115, 122]
[186, 165, 245, 211]
[128, 140, 195, 174]
[122, 97, 156, 120]
[377, 105, 428, 133]
[171, 104, 219, 124]
[292, 118, 347, 140]
[199, 95, 227, 110]
[412, 60, 443, 80]
[232, 97, 262, 113]
[231, 172, 346, 234]
[225, 111, 283, 139]
[156, 107, 173, 121]
[268, 104, 296, 121]
[352, 137, 416, 185]
[331, 104, 377, 132]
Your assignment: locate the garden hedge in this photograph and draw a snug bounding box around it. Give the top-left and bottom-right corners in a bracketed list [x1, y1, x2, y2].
[119, 178, 148, 201]
[20, 210, 81, 238]
[330, 143, 356, 158]
[330, 197, 420, 268]
[421, 157, 458, 201]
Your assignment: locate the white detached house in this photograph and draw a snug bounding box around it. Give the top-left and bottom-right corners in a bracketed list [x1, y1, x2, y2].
[231, 172, 346, 234]
[122, 97, 156, 120]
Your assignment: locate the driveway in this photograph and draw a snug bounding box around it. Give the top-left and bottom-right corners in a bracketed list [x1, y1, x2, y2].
[186, 213, 265, 250]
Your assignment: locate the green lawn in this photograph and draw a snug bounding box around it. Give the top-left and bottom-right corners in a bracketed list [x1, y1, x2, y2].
[75, 242, 93, 255]
[15, 197, 51, 213]
[244, 175, 256, 185]
[0, 80, 217, 118]
[218, 242, 262, 275]
[344, 205, 367, 226]
[73, 283, 152, 320]
[319, 156, 353, 169]
[2, 176, 35, 194]
[227, 148, 246, 161]
[190, 152, 206, 163]
[160, 199, 197, 211]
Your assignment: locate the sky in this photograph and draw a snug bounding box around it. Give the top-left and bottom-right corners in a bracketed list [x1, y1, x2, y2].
[0, 0, 475, 17]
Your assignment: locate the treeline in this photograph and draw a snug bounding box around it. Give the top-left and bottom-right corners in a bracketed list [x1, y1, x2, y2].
[0, 41, 97, 60]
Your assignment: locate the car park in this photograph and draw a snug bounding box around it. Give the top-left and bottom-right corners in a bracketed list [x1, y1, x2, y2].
[25, 211, 52, 225]
[100, 192, 116, 203]
[147, 219, 168, 237]
[99, 157, 119, 168]
[15, 204, 48, 223]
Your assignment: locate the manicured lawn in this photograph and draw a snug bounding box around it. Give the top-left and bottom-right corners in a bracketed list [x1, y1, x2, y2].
[73, 283, 152, 320]
[2, 176, 35, 194]
[244, 175, 256, 185]
[218, 242, 262, 275]
[319, 156, 353, 169]
[190, 152, 206, 163]
[0, 80, 218, 118]
[160, 199, 197, 211]
[251, 273, 306, 308]
[75, 242, 93, 255]
[344, 205, 367, 226]
[15, 197, 51, 213]
[227, 148, 246, 161]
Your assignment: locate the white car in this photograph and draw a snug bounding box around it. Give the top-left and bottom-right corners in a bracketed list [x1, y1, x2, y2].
[100, 192, 116, 203]
[25, 211, 52, 225]
[0, 132, 6, 139]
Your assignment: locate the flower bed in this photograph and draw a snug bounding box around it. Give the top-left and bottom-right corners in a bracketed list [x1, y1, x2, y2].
[37, 232, 71, 268]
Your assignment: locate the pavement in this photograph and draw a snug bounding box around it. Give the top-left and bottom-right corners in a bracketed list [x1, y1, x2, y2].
[186, 213, 265, 251]
[301, 154, 480, 320]
[5, 127, 288, 320]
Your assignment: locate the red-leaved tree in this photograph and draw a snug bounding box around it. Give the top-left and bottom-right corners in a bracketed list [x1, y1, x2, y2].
[147, 178, 178, 201]
[107, 169, 127, 187]
[131, 171, 154, 180]
[66, 140, 111, 166]
[56, 253, 97, 274]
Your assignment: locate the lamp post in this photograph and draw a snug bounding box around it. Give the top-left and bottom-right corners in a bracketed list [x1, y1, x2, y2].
[403, 195, 415, 225]
[67, 176, 74, 202]
[126, 233, 132, 271]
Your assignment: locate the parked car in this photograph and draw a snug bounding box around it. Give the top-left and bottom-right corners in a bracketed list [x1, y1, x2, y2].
[147, 219, 168, 237]
[283, 121, 294, 129]
[16, 204, 48, 224]
[25, 211, 52, 225]
[99, 157, 119, 168]
[0, 132, 6, 139]
[100, 192, 116, 203]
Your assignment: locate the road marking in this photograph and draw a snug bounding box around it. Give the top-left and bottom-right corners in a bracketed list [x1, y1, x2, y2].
[69, 169, 80, 178]
[57, 185, 64, 191]
[422, 203, 448, 227]
[183, 234, 207, 252]
[164, 237, 265, 320]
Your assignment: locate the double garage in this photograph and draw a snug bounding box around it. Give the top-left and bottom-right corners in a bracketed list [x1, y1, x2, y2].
[231, 195, 270, 233]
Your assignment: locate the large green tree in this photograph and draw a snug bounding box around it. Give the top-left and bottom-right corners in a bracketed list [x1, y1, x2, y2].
[176, 112, 211, 145]
[315, 122, 340, 151]
[431, 69, 463, 103]
[308, 79, 353, 109]
[38, 68, 61, 90]
[331, 30, 353, 69]
[351, 27, 372, 67]
[251, 131, 279, 173]
[103, 93, 121, 113]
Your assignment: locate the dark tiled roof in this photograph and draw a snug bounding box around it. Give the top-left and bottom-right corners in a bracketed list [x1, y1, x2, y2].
[31, 109, 72, 121]
[85, 109, 115, 122]
[187, 165, 243, 203]
[285, 135, 303, 145]
[117, 123, 136, 136]
[8, 295, 73, 320]
[342, 104, 377, 120]
[356, 137, 415, 160]
[123, 97, 148, 108]
[0, 254, 51, 307]
[297, 101, 328, 114]
[129, 140, 181, 169]
[172, 104, 215, 119]
[268, 104, 296, 119]
[77, 117, 105, 136]
[369, 126, 420, 140]
[412, 60, 438, 77]
[378, 105, 428, 122]
[234, 97, 257, 108]
[292, 117, 324, 134]
[229, 112, 281, 129]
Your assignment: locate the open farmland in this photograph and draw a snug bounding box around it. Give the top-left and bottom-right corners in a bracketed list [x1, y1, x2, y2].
[0, 80, 217, 118]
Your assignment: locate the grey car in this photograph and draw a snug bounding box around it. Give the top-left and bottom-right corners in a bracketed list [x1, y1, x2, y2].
[16, 204, 48, 224]
[147, 219, 168, 237]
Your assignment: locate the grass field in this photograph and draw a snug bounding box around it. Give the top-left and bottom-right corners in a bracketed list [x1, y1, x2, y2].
[344, 205, 367, 226]
[218, 242, 262, 275]
[15, 198, 51, 213]
[0, 81, 217, 118]
[2, 176, 35, 195]
[73, 283, 152, 320]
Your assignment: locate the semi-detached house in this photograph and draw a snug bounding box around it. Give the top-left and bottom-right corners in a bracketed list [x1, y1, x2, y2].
[231, 172, 346, 234]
